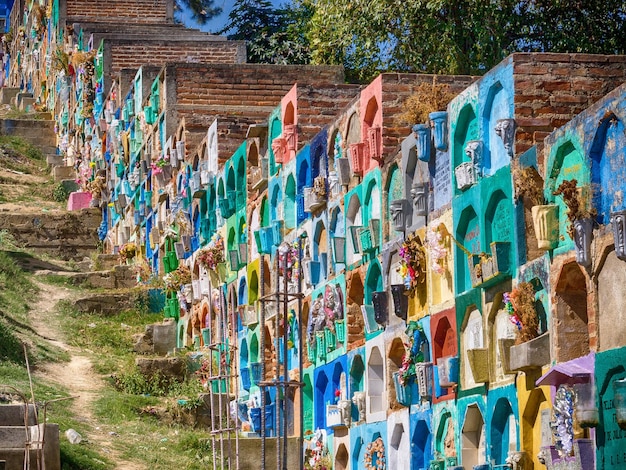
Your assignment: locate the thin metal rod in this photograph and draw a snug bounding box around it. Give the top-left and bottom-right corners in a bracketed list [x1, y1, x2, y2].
[297, 237, 304, 470]
[282, 247, 289, 470]
[259, 255, 266, 470]
[275, 253, 280, 470]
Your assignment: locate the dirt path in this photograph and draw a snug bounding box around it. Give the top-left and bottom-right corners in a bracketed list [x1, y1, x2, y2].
[31, 280, 145, 470]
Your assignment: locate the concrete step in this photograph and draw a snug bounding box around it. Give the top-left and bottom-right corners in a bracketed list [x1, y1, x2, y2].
[46, 155, 64, 167]
[52, 165, 75, 182]
[13, 93, 33, 109]
[0, 88, 20, 105]
[0, 405, 36, 426]
[0, 424, 60, 470]
[18, 97, 35, 112]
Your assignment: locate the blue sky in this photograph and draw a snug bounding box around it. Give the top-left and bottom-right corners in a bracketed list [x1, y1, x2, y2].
[178, 0, 284, 35]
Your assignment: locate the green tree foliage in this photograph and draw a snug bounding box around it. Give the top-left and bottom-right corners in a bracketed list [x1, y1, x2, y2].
[176, 0, 222, 25]
[219, 0, 311, 64]
[301, 0, 626, 82]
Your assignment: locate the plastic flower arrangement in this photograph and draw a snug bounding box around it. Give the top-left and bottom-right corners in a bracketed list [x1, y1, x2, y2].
[197, 235, 225, 270]
[398, 235, 427, 293]
[278, 241, 300, 283]
[506, 282, 539, 345]
[163, 265, 191, 292]
[151, 154, 169, 174]
[397, 321, 427, 386]
[118, 242, 137, 264]
[425, 227, 447, 275]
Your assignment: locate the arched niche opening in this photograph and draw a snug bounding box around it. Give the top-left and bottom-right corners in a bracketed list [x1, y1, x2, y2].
[435, 411, 456, 460]
[349, 354, 365, 423]
[364, 178, 382, 225]
[236, 157, 246, 207]
[312, 219, 328, 283]
[388, 337, 406, 409]
[332, 361, 346, 401]
[412, 419, 431, 468]
[335, 443, 349, 470]
[554, 262, 589, 362]
[284, 101, 295, 126]
[346, 193, 363, 266]
[367, 346, 385, 415]
[247, 140, 259, 168]
[260, 196, 270, 227]
[522, 388, 548, 469]
[302, 373, 314, 434]
[297, 157, 310, 195]
[430, 223, 453, 306]
[482, 81, 511, 174]
[249, 332, 259, 364]
[238, 277, 247, 307]
[207, 119, 218, 175]
[262, 258, 271, 295]
[485, 189, 512, 246]
[263, 325, 273, 381]
[270, 182, 281, 222]
[590, 113, 626, 225]
[365, 260, 383, 306]
[385, 164, 403, 240]
[461, 404, 486, 468]
[389, 422, 407, 469]
[490, 397, 516, 466]
[453, 104, 478, 170]
[329, 129, 341, 168]
[284, 174, 296, 230]
[455, 205, 479, 293]
[314, 370, 329, 429]
[268, 115, 282, 176]
[248, 268, 259, 304]
[461, 307, 484, 390]
[345, 112, 361, 147]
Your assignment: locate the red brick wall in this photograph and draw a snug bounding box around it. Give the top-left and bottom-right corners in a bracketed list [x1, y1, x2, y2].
[110, 41, 245, 75]
[512, 52, 626, 161]
[168, 63, 346, 161]
[66, 0, 170, 24]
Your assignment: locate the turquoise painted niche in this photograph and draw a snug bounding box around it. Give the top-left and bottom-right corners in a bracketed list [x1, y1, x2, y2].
[452, 104, 479, 194]
[546, 138, 588, 254]
[268, 107, 282, 176]
[455, 205, 480, 294]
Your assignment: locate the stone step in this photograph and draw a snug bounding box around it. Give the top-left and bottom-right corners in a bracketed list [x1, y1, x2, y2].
[0, 405, 36, 427]
[52, 165, 75, 182]
[0, 88, 20, 105]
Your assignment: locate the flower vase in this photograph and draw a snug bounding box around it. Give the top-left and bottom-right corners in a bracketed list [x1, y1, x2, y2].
[573, 218, 593, 267]
[334, 320, 346, 343]
[413, 123, 431, 162]
[392, 371, 412, 407]
[531, 204, 559, 250]
[429, 111, 448, 151]
[610, 210, 626, 261]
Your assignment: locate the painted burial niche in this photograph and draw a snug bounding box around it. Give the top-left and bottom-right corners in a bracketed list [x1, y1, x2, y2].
[346, 192, 363, 266]
[345, 111, 364, 176]
[388, 337, 409, 409]
[302, 371, 313, 434]
[429, 223, 453, 307]
[284, 173, 297, 230]
[362, 94, 382, 166]
[597, 247, 626, 351]
[432, 312, 458, 399]
[335, 442, 349, 470]
[364, 260, 384, 335]
[367, 345, 385, 418]
[461, 307, 485, 390]
[310, 219, 329, 286]
[590, 112, 626, 226]
[455, 205, 480, 294]
[553, 262, 589, 363]
[547, 140, 587, 250]
[388, 420, 410, 470]
[401, 135, 430, 231]
[521, 388, 549, 470]
[434, 411, 457, 465]
[349, 354, 365, 424]
[386, 164, 405, 238]
[488, 293, 518, 383]
[268, 108, 282, 176]
[412, 418, 432, 469]
[596, 350, 626, 470]
[461, 404, 487, 469]
[482, 81, 514, 175]
[490, 397, 517, 466]
[453, 104, 479, 194]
